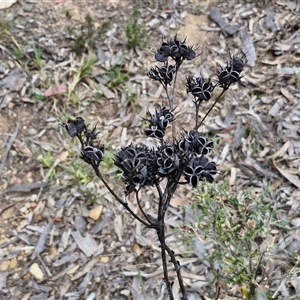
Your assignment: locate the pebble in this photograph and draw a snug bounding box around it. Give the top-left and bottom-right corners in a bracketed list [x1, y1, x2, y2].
[30, 194, 38, 202]
[19, 206, 27, 214]
[89, 205, 103, 221]
[1, 261, 10, 271]
[100, 256, 109, 263]
[9, 258, 18, 269]
[28, 128, 37, 135]
[29, 263, 44, 281]
[120, 289, 130, 296]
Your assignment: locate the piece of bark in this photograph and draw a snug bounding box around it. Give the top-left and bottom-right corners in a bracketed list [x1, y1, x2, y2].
[31, 220, 54, 260]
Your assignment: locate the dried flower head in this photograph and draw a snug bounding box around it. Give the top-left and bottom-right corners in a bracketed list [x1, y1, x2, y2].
[186, 74, 215, 103]
[184, 155, 217, 187]
[155, 35, 196, 64]
[148, 65, 176, 86]
[64, 117, 86, 138]
[114, 145, 159, 195]
[218, 54, 246, 88]
[81, 144, 105, 165]
[156, 144, 181, 178]
[144, 107, 174, 139]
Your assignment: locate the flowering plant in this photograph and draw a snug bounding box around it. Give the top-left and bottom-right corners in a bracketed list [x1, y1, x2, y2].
[64, 35, 246, 299]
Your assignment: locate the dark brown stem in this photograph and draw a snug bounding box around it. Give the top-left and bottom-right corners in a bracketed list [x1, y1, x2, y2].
[156, 183, 164, 217]
[195, 101, 200, 130]
[158, 223, 174, 300]
[195, 86, 228, 130]
[165, 244, 187, 300]
[135, 190, 155, 226]
[155, 173, 188, 299]
[91, 162, 154, 228]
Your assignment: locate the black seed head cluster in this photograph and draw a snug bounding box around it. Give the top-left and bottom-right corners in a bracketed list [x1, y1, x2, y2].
[64, 117, 104, 166]
[218, 54, 247, 88]
[64, 117, 86, 138]
[113, 128, 217, 194]
[186, 74, 215, 104]
[144, 107, 174, 139]
[114, 145, 158, 195]
[154, 35, 196, 64]
[62, 37, 247, 196]
[148, 65, 176, 87]
[184, 155, 217, 187]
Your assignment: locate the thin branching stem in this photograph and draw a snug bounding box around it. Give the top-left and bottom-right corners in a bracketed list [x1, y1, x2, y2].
[135, 190, 155, 226]
[194, 101, 200, 129]
[164, 244, 187, 300]
[156, 183, 164, 218]
[91, 162, 154, 228]
[65, 36, 244, 300]
[158, 223, 174, 300]
[195, 86, 229, 130]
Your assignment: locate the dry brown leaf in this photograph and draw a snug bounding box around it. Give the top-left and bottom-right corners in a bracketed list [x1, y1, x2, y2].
[272, 141, 291, 158]
[0, 0, 17, 9]
[114, 214, 123, 241]
[281, 87, 295, 103]
[71, 257, 98, 281]
[272, 141, 300, 187]
[272, 162, 300, 188]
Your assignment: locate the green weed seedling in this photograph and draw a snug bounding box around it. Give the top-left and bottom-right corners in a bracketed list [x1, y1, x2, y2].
[67, 13, 110, 56]
[33, 46, 43, 70]
[125, 5, 149, 49]
[107, 58, 129, 88]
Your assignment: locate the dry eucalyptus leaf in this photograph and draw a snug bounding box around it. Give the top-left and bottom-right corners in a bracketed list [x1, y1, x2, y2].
[71, 231, 98, 257]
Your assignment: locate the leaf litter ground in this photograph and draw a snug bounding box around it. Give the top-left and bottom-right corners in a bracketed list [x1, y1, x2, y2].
[1, 0, 300, 299]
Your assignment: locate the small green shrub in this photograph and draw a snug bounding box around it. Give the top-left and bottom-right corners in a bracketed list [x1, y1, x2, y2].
[185, 181, 288, 299]
[125, 5, 149, 49]
[66, 13, 110, 56]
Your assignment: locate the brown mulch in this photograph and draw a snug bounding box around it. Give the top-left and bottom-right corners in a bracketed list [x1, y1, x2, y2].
[1, 0, 300, 299]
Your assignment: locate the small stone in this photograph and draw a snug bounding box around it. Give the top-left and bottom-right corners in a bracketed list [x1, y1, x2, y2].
[120, 289, 130, 296]
[23, 272, 31, 280]
[29, 263, 44, 281]
[1, 261, 10, 271]
[100, 256, 109, 263]
[9, 258, 17, 269]
[28, 128, 37, 135]
[19, 206, 27, 214]
[49, 246, 57, 259]
[89, 205, 103, 221]
[30, 194, 38, 202]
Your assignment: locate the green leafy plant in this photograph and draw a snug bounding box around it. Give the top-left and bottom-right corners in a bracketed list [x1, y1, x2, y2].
[125, 5, 149, 49]
[63, 35, 247, 299]
[37, 149, 59, 181]
[67, 13, 110, 56]
[68, 55, 97, 101]
[185, 181, 288, 299]
[107, 59, 129, 88]
[33, 46, 43, 70]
